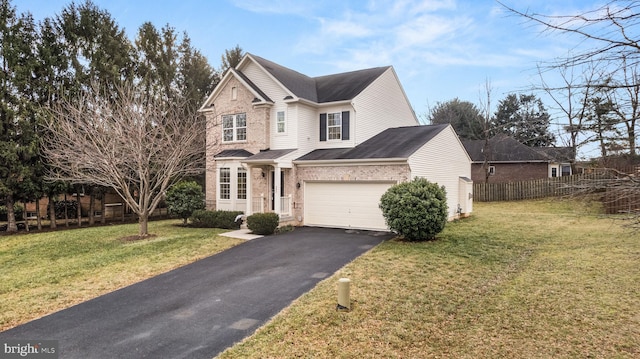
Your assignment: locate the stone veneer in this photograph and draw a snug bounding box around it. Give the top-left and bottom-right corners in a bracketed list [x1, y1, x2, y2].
[204, 76, 272, 208]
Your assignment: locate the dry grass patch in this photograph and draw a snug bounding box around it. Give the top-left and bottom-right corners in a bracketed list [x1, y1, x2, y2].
[219, 199, 639, 358]
[0, 220, 243, 331]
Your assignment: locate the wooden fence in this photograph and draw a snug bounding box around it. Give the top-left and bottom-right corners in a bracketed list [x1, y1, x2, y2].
[473, 167, 640, 214]
[473, 174, 602, 202]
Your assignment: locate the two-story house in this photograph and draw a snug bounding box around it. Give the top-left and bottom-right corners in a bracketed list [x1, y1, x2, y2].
[199, 54, 472, 231]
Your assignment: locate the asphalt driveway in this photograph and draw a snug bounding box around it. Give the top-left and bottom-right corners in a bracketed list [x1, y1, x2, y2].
[0, 227, 393, 359]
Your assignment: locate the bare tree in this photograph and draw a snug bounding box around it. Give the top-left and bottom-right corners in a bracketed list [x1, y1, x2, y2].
[537, 63, 603, 157]
[42, 82, 205, 237]
[501, 1, 640, 73]
[609, 58, 640, 156]
[478, 78, 494, 183]
[505, 1, 640, 228]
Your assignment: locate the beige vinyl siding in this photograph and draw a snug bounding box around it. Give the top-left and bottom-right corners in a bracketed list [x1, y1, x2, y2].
[296, 104, 319, 155]
[313, 105, 356, 149]
[352, 68, 418, 144]
[241, 61, 297, 150]
[408, 126, 472, 220]
[271, 104, 298, 150]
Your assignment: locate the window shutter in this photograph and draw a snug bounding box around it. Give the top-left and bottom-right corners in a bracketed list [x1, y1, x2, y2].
[341, 111, 350, 140]
[319, 113, 327, 141]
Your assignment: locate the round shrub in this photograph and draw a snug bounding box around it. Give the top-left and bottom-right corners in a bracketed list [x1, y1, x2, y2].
[379, 178, 448, 241]
[166, 181, 205, 224]
[246, 212, 279, 235]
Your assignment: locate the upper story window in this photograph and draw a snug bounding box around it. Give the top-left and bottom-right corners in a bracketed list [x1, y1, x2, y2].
[231, 87, 238, 100]
[276, 111, 286, 133]
[319, 111, 350, 142]
[327, 113, 341, 140]
[222, 113, 246, 142]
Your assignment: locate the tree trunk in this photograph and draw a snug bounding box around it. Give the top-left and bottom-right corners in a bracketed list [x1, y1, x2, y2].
[49, 196, 57, 229]
[5, 194, 17, 233]
[138, 212, 149, 237]
[64, 193, 69, 227]
[100, 191, 106, 224]
[23, 203, 29, 232]
[36, 198, 42, 230]
[76, 191, 82, 227]
[89, 190, 95, 225]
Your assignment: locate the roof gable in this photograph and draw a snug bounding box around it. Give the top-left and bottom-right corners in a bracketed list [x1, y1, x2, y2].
[247, 53, 390, 104]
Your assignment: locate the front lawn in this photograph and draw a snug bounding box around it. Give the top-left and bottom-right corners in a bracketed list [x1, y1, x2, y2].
[219, 199, 639, 358]
[0, 220, 243, 331]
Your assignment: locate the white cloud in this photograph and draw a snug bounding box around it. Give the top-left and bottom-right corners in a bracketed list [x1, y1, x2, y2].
[228, 0, 316, 16]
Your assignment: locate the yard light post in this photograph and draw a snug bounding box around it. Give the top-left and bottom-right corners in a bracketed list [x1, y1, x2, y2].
[337, 277, 351, 311]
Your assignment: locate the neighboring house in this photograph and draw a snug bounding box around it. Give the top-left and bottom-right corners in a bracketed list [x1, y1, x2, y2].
[199, 53, 472, 231]
[462, 134, 575, 183]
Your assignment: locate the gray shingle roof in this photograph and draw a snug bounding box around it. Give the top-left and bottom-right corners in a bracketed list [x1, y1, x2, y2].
[536, 147, 575, 162]
[250, 54, 389, 103]
[214, 149, 254, 158]
[461, 135, 573, 163]
[296, 125, 448, 161]
[244, 149, 296, 161]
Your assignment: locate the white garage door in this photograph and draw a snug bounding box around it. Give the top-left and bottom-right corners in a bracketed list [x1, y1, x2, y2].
[304, 181, 394, 230]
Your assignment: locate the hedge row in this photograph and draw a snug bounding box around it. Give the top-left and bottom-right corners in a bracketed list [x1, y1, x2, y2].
[190, 210, 244, 229]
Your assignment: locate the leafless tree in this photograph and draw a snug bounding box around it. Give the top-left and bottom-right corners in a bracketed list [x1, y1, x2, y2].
[501, 1, 640, 73]
[504, 1, 640, 226]
[478, 78, 494, 183]
[42, 82, 206, 237]
[537, 63, 602, 157]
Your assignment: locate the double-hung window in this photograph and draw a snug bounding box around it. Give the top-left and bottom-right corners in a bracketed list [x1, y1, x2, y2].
[327, 112, 342, 140]
[320, 111, 349, 141]
[219, 168, 231, 199]
[276, 111, 286, 133]
[237, 168, 247, 199]
[222, 113, 247, 142]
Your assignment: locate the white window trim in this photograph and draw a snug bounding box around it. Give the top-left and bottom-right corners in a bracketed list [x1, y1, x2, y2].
[276, 110, 286, 134]
[222, 113, 247, 142]
[219, 167, 231, 200]
[488, 165, 495, 176]
[237, 167, 247, 200]
[327, 112, 342, 140]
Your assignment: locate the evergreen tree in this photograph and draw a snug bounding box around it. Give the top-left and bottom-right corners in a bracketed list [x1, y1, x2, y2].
[492, 93, 555, 147]
[220, 44, 243, 73]
[0, 0, 40, 232]
[429, 98, 486, 140]
[57, 0, 135, 95]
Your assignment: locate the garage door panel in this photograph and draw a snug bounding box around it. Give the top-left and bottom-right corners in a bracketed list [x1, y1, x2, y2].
[304, 182, 393, 230]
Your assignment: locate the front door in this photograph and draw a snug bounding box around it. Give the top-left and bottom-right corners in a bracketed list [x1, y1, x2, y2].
[270, 170, 285, 211]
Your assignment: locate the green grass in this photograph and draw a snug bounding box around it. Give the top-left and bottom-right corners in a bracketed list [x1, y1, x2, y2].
[219, 199, 640, 358]
[0, 220, 243, 331]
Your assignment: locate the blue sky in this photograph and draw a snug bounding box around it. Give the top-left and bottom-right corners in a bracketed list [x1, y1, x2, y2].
[15, 0, 601, 157]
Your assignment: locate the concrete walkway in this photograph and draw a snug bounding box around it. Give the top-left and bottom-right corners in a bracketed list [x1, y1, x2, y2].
[0, 227, 393, 359]
[219, 228, 263, 240]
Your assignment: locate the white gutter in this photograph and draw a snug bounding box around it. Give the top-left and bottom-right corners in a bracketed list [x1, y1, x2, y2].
[294, 157, 408, 166]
